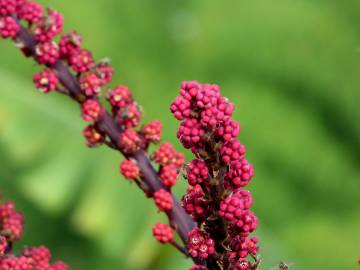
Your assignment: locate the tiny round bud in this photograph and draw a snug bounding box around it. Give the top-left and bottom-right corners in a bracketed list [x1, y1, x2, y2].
[95, 61, 113, 86]
[0, 0, 16, 16]
[0, 256, 33, 270]
[69, 49, 94, 73]
[152, 143, 184, 168]
[233, 259, 252, 270]
[159, 165, 178, 188]
[120, 159, 140, 180]
[225, 160, 254, 189]
[216, 119, 241, 141]
[17, 1, 44, 24]
[186, 159, 209, 186]
[2, 211, 24, 241]
[79, 72, 101, 97]
[220, 139, 246, 164]
[59, 31, 82, 59]
[154, 189, 173, 212]
[177, 118, 205, 149]
[83, 125, 104, 148]
[182, 187, 209, 222]
[152, 223, 174, 244]
[106, 85, 133, 111]
[142, 120, 162, 143]
[0, 16, 20, 39]
[81, 99, 103, 122]
[34, 8, 64, 42]
[229, 235, 259, 259]
[116, 102, 142, 129]
[35, 41, 59, 65]
[118, 129, 143, 154]
[33, 69, 59, 93]
[22, 246, 51, 263]
[187, 228, 215, 260]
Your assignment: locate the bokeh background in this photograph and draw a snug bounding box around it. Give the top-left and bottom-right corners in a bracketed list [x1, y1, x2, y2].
[1, 0, 360, 269]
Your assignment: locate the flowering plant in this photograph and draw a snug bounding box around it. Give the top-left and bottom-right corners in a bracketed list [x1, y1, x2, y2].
[0, 1, 260, 269]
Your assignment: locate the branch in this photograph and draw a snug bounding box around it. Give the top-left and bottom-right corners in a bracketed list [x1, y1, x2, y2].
[15, 21, 195, 250]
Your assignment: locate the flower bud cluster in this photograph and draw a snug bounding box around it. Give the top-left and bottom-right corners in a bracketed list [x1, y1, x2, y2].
[1, 1, 262, 267]
[171, 81, 259, 268]
[150, 142, 186, 245]
[0, 0, 167, 196]
[0, 195, 68, 269]
[152, 223, 174, 244]
[0, 1, 189, 259]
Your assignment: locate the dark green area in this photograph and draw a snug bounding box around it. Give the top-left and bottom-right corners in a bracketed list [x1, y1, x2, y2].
[0, 0, 359, 269]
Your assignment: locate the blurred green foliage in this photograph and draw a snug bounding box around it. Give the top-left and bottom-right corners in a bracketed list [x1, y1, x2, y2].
[0, 0, 360, 269]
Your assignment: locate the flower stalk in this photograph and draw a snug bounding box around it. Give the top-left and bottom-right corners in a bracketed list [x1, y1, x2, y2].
[0, 1, 261, 269]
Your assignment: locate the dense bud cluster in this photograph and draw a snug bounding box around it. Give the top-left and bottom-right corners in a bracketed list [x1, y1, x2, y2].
[83, 124, 104, 148]
[94, 61, 113, 85]
[229, 236, 259, 259]
[79, 72, 101, 97]
[0, 196, 68, 269]
[181, 186, 209, 222]
[177, 118, 206, 149]
[0, 202, 23, 241]
[219, 190, 258, 240]
[216, 119, 241, 141]
[33, 69, 59, 93]
[225, 160, 254, 189]
[120, 159, 140, 180]
[106, 85, 132, 110]
[69, 49, 94, 73]
[118, 129, 142, 154]
[0, 0, 16, 16]
[0, 2, 262, 268]
[186, 160, 209, 186]
[171, 81, 259, 268]
[154, 189, 173, 212]
[220, 139, 246, 163]
[152, 143, 184, 168]
[152, 223, 174, 244]
[34, 8, 63, 42]
[35, 41, 59, 65]
[141, 120, 162, 143]
[17, 1, 43, 24]
[187, 228, 215, 260]
[233, 259, 252, 270]
[159, 165, 178, 187]
[59, 31, 81, 59]
[81, 99, 103, 122]
[0, 16, 19, 38]
[116, 102, 142, 129]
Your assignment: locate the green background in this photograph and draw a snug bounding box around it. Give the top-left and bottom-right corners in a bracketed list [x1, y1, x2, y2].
[0, 0, 359, 269]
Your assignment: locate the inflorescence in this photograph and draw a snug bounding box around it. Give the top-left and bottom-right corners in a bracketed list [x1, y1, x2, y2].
[0, 196, 68, 269]
[171, 82, 259, 269]
[0, 1, 260, 269]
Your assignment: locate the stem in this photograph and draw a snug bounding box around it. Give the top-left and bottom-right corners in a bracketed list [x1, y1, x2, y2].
[170, 240, 188, 257]
[14, 23, 196, 256]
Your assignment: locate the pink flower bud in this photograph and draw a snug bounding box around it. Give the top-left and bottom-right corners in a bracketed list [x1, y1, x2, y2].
[152, 223, 174, 244]
[33, 69, 59, 93]
[154, 189, 173, 212]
